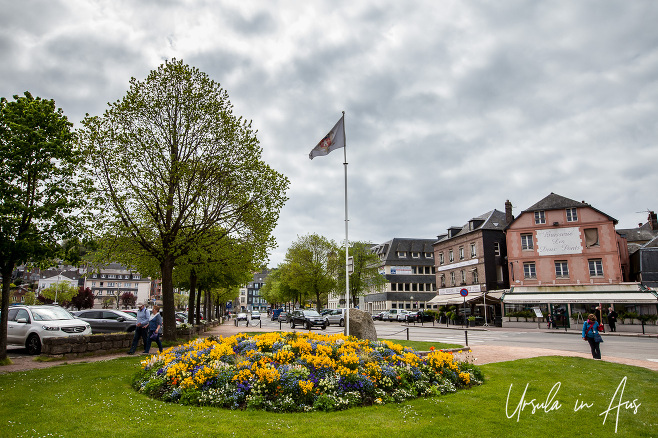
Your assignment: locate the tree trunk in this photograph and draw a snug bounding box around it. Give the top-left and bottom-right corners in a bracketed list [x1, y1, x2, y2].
[0, 262, 15, 362]
[160, 256, 177, 340]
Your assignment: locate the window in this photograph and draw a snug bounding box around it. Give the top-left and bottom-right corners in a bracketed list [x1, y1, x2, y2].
[412, 252, 420, 258]
[472, 268, 479, 284]
[391, 283, 396, 291]
[425, 252, 433, 258]
[521, 233, 534, 250]
[439, 252, 444, 265]
[460, 270, 466, 284]
[459, 247, 464, 260]
[470, 243, 477, 257]
[566, 208, 578, 222]
[589, 259, 604, 277]
[494, 242, 501, 256]
[584, 228, 599, 248]
[398, 252, 406, 258]
[450, 272, 455, 286]
[440, 274, 445, 288]
[535, 210, 546, 224]
[133, 274, 141, 279]
[449, 250, 454, 262]
[523, 262, 536, 279]
[555, 261, 569, 278]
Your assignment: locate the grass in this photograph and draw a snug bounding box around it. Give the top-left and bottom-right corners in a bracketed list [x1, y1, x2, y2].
[0, 354, 655, 437]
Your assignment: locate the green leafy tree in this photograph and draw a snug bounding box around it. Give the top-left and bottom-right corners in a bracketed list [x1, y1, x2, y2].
[80, 60, 289, 339]
[261, 266, 302, 309]
[283, 234, 338, 312]
[39, 281, 78, 304]
[330, 241, 387, 308]
[0, 92, 93, 362]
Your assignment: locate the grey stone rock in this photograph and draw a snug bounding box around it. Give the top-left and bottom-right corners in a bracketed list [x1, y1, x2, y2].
[347, 309, 377, 341]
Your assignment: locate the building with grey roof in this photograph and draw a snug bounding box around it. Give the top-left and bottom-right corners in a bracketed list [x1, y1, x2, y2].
[363, 238, 437, 313]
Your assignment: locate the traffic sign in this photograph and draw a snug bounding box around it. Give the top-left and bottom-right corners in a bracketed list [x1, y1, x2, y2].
[460, 288, 469, 297]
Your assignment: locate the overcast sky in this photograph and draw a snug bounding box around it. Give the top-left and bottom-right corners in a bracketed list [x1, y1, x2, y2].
[2, 1, 657, 267]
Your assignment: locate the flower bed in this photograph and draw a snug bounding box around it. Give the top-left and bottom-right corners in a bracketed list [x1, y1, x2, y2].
[132, 331, 483, 412]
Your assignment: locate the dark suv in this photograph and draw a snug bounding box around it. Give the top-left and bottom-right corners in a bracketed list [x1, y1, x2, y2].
[289, 310, 327, 330]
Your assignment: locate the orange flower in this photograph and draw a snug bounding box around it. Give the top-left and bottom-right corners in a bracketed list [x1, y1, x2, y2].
[430, 346, 435, 351]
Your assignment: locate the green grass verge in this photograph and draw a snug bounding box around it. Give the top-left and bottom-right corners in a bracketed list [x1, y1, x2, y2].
[0, 356, 655, 437]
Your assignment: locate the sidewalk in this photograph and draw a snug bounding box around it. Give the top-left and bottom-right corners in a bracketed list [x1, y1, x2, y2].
[1, 322, 656, 374]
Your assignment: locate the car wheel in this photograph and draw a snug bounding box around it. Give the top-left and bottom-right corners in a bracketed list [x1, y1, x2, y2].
[339, 319, 344, 327]
[290, 320, 295, 329]
[322, 324, 326, 330]
[26, 334, 41, 355]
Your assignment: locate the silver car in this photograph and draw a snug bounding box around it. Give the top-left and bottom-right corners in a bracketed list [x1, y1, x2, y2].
[325, 308, 346, 327]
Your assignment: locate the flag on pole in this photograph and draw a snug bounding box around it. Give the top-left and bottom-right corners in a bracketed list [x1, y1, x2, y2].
[309, 115, 345, 160]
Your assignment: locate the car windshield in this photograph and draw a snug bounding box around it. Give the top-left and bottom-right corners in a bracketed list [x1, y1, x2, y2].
[31, 307, 76, 321]
[303, 310, 321, 317]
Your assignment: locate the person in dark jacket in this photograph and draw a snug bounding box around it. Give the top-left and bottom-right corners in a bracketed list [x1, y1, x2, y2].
[144, 305, 163, 354]
[582, 313, 604, 359]
[607, 307, 618, 332]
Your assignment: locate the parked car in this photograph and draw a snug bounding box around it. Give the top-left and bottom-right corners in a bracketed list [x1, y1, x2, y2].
[236, 313, 248, 321]
[251, 311, 261, 320]
[397, 310, 412, 321]
[271, 308, 283, 321]
[72, 309, 137, 334]
[325, 308, 346, 327]
[122, 309, 138, 319]
[6, 305, 91, 355]
[406, 311, 434, 322]
[289, 309, 327, 330]
[385, 309, 405, 321]
[277, 311, 289, 322]
[373, 310, 388, 321]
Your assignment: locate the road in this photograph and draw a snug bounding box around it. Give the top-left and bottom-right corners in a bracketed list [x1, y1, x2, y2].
[252, 317, 658, 363]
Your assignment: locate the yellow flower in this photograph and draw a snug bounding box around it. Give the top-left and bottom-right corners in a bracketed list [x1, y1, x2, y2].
[299, 380, 314, 394]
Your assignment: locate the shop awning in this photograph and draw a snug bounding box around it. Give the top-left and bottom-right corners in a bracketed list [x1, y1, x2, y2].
[428, 291, 504, 305]
[500, 284, 658, 304]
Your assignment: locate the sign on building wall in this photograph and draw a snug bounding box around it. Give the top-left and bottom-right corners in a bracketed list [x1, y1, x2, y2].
[536, 227, 583, 255]
[390, 266, 412, 275]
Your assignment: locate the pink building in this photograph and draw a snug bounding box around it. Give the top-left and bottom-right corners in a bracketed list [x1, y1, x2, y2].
[506, 193, 628, 286]
[501, 193, 656, 330]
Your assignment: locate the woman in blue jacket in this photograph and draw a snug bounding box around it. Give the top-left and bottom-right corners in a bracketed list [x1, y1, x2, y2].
[144, 305, 163, 354]
[582, 313, 603, 359]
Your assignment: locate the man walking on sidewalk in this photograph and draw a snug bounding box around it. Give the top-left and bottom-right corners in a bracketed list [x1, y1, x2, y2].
[128, 303, 150, 355]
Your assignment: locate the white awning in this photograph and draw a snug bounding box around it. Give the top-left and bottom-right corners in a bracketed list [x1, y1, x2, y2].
[428, 291, 504, 305]
[501, 290, 658, 304]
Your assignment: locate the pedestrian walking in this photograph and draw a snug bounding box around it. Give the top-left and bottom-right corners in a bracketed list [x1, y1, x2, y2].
[127, 303, 150, 355]
[607, 307, 618, 332]
[144, 305, 163, 354]
[582, 313, 604, 359]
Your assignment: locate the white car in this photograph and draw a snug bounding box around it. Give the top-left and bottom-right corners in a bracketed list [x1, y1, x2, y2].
[6, 305, 91, 355]
[397, 310, 411, 321]
[250, 311, 261, 320]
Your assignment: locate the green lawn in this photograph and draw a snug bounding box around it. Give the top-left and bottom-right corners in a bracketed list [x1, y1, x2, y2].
[0, 355, 655, 437]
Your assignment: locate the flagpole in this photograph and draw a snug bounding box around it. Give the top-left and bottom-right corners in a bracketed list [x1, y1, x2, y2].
[342, 111, 350, 337]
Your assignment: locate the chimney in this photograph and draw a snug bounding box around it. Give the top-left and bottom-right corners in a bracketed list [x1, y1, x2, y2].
[649, 211, 657, 230]
[505, 200, 514, 224]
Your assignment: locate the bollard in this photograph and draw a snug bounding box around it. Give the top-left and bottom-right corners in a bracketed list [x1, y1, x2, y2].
[259, 319, 262, 328]
[234, 319, 237, 327]
[406, 327, 409, 341]
[246, 319, 249, 327]
[465, 330, 468, 346]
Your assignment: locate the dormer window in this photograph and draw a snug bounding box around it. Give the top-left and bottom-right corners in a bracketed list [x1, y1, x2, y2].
[566, 208, 578, 222]
[535, 211, 546, 224]
[397, 252, 406, 258]
[411, 252, 420, 258]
